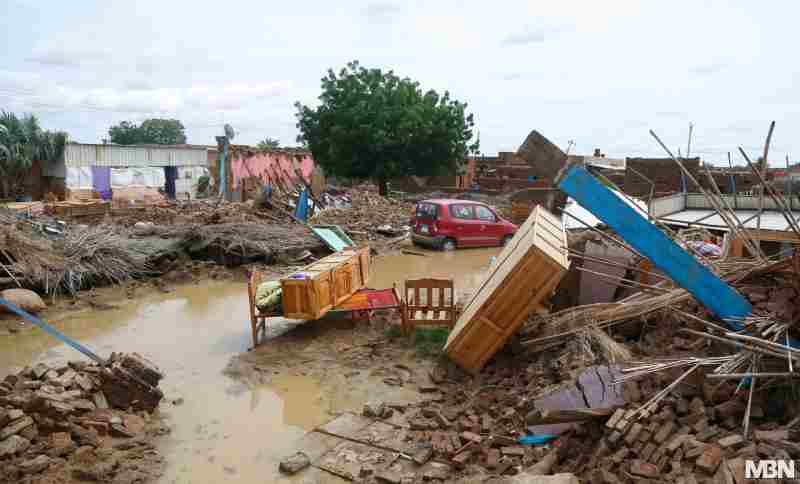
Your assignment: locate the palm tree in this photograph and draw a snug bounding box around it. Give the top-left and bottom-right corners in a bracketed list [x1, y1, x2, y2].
[0, 111, 67, 199]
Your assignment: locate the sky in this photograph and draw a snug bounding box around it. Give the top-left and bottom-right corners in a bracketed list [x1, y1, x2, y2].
[1, 0, 798, 165]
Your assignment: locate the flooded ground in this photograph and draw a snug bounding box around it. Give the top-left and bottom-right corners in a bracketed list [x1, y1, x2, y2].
[0, 245, 498, 484]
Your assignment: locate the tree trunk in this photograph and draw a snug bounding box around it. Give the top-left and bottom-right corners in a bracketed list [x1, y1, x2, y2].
[378, 178, 388, 197]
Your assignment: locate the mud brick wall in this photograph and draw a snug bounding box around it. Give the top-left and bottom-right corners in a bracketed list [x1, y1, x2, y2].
[516, 130, 568, 180]
[624, 157, 701, 197]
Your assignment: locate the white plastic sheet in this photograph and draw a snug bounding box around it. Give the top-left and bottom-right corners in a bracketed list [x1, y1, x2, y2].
[110, 167, 165, 188]
[66, 167, 93, 189]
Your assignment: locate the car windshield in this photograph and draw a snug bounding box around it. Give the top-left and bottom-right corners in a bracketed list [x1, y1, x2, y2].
[415, 202, 439, 219]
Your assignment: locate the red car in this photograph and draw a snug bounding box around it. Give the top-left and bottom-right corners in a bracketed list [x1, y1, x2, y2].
[410, 199, 518, 251]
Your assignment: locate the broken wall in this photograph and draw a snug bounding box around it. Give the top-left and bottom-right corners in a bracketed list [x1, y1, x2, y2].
[516, 130, 568, 180]
[624, 157, 700, 197]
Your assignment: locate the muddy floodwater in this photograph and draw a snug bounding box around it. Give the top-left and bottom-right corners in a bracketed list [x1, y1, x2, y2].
[0, 245, 499, 483]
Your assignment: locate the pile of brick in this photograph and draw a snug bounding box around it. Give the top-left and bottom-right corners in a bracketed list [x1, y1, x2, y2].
[360, 361, 578, 479]
[0, 353, 164, 482]
[566, 391, 799, 483]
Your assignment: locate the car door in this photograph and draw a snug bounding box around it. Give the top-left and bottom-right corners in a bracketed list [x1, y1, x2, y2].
[448, 203, 480, 247]
[474, 204, 503, 246]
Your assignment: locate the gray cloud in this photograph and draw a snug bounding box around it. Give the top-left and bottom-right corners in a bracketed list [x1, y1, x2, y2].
[364, 2, 402, 22]
[689, 61, 729, 77]
[502, 26, 546, 46]
[28, 47, 108, 67]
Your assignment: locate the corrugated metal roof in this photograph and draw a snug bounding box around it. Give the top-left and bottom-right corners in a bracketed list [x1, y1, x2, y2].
[659, 209, 800, 232]
[65, 143, 209, 168]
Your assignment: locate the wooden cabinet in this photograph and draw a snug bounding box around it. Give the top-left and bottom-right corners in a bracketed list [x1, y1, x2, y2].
[281, 247, 370, 320]
[444, 206, 569, 373]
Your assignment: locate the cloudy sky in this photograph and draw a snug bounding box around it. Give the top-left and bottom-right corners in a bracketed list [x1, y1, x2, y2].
[2, 0, 797, 164]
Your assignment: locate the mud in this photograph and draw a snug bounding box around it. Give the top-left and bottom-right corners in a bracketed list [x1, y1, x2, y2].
[0, 248, 496, 483]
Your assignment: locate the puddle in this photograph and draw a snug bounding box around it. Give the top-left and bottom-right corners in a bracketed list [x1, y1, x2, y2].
[0, 248, 499, 483]
[369, 246, 501, 299]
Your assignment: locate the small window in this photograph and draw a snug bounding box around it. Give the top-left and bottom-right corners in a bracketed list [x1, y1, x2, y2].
[475, 205, 496, 222]
[416, 202, 439, 219]
[450, 204, 475, 220]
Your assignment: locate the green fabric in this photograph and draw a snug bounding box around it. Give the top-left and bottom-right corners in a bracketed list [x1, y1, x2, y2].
[255, 281, 282, 310]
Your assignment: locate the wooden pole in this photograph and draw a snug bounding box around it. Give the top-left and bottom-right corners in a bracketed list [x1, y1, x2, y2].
[755, 122, 776, 255]
[650, 130, 762, 262]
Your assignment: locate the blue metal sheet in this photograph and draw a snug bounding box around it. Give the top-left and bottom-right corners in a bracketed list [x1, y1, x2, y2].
[311, 225, 355, 252]
[557, 164, 752, 324]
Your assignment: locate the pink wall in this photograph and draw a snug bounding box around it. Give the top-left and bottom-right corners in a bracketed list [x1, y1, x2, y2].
[230, 152, 316, 189]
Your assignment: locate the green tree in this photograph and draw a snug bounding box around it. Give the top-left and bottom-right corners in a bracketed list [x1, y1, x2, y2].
[108, 118, 187, 145]
[295, 61, 478, 195]
[256, 137, 280, 152]
[0, 111, 67, 198]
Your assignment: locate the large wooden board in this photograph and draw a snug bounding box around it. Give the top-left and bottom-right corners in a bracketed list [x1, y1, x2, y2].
[444, 205, 569, 373]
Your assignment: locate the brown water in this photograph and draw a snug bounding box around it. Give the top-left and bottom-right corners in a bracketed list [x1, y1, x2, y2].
[370, 245, 501, 298]
[0, 246, 498, 483]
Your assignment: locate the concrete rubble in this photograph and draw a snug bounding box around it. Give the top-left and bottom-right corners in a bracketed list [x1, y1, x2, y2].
[0, 353, 166, 483]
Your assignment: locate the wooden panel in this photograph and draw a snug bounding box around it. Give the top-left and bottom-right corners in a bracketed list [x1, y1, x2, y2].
[444, 206, 569, 373]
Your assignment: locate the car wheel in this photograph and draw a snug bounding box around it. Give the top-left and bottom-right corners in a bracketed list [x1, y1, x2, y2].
[441, 238, 456, 251]
[502, 235, 513, 247]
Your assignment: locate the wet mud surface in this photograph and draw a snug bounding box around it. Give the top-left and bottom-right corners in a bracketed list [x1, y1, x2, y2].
[0, 246, 499, 483]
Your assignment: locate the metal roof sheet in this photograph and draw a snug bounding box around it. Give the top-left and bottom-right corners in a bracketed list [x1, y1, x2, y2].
[659, 208, 800, 232]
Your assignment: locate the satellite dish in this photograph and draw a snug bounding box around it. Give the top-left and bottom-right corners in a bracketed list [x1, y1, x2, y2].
[224, 124, 235, 141]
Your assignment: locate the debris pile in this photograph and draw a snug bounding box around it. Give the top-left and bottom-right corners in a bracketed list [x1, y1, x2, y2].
[560, 392, 799, 482]
[311, 185, 413, 241]
[0, 353, 166, 483]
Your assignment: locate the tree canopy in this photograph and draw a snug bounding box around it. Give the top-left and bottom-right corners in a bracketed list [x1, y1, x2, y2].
[0, 111, 67, 198]
[295, 61, 478, 195]
[256, 137, 280, 152]
[108, 118, 187, 145]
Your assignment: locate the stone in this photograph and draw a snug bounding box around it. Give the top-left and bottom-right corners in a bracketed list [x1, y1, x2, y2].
[654, 421, 676, 444]
[508, 473, 579, 484]
[452, 449, 473, 468]
[363, 402, 386, 418]
[625, 423, 644, 445]
[696, 445, 723, 474]
[48, 432, 76, 457]
[666, 433, 691, 453]
[413, 447, 433, 466]
[19, 455, 51, 474]
[0, 416, 34, 439]
[714, 400, 745, 419]
[20, 424, 38, 440]
[93, 392, 110, 410]
[606, 408, 626, 429]
[718, 434, 744, 449]
[111, 423, 135, 438]
[123, 414, 146, 435]
[278, 452, 310, 474]
[7, 409, 24, 421]
[74, 374, 94, 392]
[422, 463, 451, 481]
[641, 443, 657, 462]
[434, 411, 451, 429]
[70, 424, 100, 447]
[630, 460, 659, 478]
[0, 435, 31, 457]
[0, 288, 46, 314]
[32, 363, 50, 380]
[375, 470, 402, 483]
[753, 429, 788, 442]
[501, 446, 526, 456]
[82, 421, 109, 435]
[487, 448, 501, 468]
[460, 431, 482, 444]
[689, 397, 706, 415]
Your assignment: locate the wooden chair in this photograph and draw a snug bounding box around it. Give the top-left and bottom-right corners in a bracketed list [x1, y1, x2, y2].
[400, 278, 456, 334]
[247, 269, 281, 348]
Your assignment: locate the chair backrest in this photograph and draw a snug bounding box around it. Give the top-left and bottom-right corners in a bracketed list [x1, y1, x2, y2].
[403, 278, 455, 326]
[247, 269, 264, 320]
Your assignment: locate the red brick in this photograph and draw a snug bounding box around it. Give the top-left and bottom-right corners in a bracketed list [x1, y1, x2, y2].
[451, 450, 472, 469]
[487, 449, 500, 469]
[718, 434, 744, 449]
[459, 431, 482, 444]
[696, 445, 723, 474]
[501, 446, 525, 457]
[630, 459, 659, 478]
[753, 429, 788, 442]
[641, 443, 657, 462]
